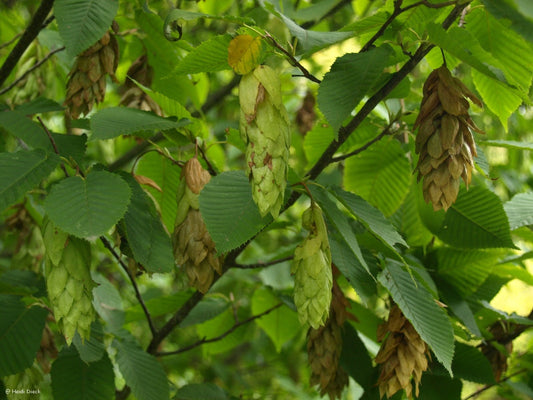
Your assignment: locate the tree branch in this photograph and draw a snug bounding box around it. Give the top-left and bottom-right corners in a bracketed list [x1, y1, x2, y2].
[360, 0, 458, 53]
[0, 46, 65, 96]
[233, 255, 294, 269]
[100, 236, 157, 337]
[330, 120, 394, 163]
[0, 0, 55, 88]
[462, 369, 527, 400]
[264, 33, 321, 84]
[108, 74, 241, 172]
[306, 1, 469, 182]
[155, 303, 283, 357]
[146, 289, 205, 354]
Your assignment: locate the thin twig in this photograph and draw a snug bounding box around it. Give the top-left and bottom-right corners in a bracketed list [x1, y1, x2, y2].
[331, 121, 394, 162]
[462, 369, 527, 400]
[0, 46, 65, 96]
[0, 33, 22, 50]
[156, 303, 283, 357]
[37, 116, 70, 177]
[0, 0, 55, 88]
[100, 237, 157, 337]
[360, 0, 457, 53]
[234, 255, 293, 269]
[264, 33, 321, 84]
[197, 143, 218, 176]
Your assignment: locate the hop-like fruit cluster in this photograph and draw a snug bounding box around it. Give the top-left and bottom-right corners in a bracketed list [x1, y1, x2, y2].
[292, 202, 332, 329]
[42, 219, 95, 344]
[307, 281, 350, 399]
[414, 65, 483, 211]
[239, 65, 290, 218]
[64, 29, 119, 119]
[172, 157, 222, 293]
[119, 54, 162, 115]
[375, 304, 430, 399]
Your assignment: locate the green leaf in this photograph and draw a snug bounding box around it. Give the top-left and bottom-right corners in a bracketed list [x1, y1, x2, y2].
[15, 97, 64, 115]
[492, 263, 533, 286]
[180, 295, 230, 328]
[0, 110, 50, 149]
[379, 262, 455, 374]
[331, 186, 407, 248]
[310, 185, 369, 274]
[418, 374, 462, 400]
[0, 270, 46, 298]
[0, 295, 48, 376]
[467, 9, 533, 94]
[125, 292, 192, 324]
[303, 121, 336, 167]
[136, 152, 182, 233]
[199, 171, 271, 254]
[44, 171, 131, 238]
[120, 173, 174, 273]
[481, 140, 533, 152]
[329, 235, 377, 305]
[92, 274, 124, 331]
[114, 337, 170, 400]
[437, 186, 515, 249]
[437, 247, 502, 297]
[175, 383, 229, 400]
[163, 9, 254, 41]
[0, 149, 59, 212]
[73, 321, 105, 364]
[261, 1, 353, 54]
[174, 34, 232, 74]
[51, 346, 115, 400]
[426, 23, 507, 85]
[481, 0, 533, 43]
[392, 183, 433, 247]
[90, 107, 190, 140]
[340, 322, 377, 391]
[317, 46, 392, 132]
[251, 288, 300, 352]
[196, 308, 251, 355]
[344, 139, 411, 216]
[439, 281, 481, 337]
[452, 342, 495, 384]
[504, 192, 533, 230]
[54, 0, 119, 57]
[472, 69, 522, 131]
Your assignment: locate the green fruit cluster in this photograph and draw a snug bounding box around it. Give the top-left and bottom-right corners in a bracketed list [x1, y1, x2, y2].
[239, 65, 290, 218]
[42, 219, 95, 344]
[292, 203, 333, 329]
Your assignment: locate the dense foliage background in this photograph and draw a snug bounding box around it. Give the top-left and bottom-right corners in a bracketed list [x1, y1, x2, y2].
[1, 0, 533, 399]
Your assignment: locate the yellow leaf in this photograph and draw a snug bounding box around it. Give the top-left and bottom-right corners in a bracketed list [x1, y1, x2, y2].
[228, 34, 262, 75]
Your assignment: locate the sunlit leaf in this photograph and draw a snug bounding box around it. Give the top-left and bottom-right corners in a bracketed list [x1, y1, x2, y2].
[228, 35, 263, 75]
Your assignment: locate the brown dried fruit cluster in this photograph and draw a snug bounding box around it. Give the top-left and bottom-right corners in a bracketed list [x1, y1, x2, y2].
[307, 281, 350, 400]
[414, 65, 483, 211]
[375, 304, 430, 399]
[295, 91, 317, 135]
[119, 54, 162, 115]
[64, 30, 119, 119]
[172, 158, 222, 293]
